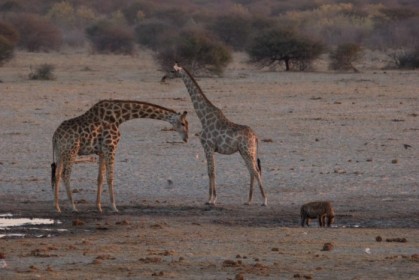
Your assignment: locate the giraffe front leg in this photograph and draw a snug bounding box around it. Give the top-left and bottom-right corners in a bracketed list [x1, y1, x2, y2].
[205, 151, 216, 205]
[96, 155, 106, 213]
[105, 154, 119, 213]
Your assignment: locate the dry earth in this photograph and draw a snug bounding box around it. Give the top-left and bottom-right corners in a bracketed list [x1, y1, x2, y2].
[0, 51, 418, 279]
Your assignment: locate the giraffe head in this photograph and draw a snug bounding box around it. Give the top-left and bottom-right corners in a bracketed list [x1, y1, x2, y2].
[169, 111, 189, 143]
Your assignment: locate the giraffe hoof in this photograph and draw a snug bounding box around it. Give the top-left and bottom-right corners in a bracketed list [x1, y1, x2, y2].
[244, 202, 250, 206]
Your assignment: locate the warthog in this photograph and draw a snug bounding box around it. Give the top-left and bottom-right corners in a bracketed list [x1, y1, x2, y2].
[300, 201, 335, 227]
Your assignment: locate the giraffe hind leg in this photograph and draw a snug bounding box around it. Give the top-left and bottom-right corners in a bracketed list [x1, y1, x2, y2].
[243, 154, 267, 206]
[53, 161, 63, 213]
[255, 172, 267, 206]
[62, 160, 78, 212]
[205, 151, 216, 205]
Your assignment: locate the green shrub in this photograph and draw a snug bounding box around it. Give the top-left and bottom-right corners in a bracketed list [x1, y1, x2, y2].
[86, 20, 135, 55]
[329, 43, 362, 71]
[155, 29, 232, 75]
[29, 64, 56, 80]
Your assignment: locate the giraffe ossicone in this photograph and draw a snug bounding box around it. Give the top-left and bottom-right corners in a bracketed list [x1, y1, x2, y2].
[173, 63, 267, 206]
[51, 99, 189, 213]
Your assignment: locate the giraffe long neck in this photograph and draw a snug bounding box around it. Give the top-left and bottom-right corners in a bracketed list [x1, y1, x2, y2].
[178, 68, 219, 122]
[89, 100, 178, 126]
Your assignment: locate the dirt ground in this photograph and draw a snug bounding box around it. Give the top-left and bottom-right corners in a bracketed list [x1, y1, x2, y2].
[0, 51, 418, 279]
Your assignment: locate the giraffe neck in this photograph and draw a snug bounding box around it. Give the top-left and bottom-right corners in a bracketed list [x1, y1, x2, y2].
[178, 68, 219, 122]
[89, 100, 178, 126]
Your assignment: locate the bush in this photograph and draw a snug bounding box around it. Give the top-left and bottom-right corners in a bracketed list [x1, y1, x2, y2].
[29, 64, 56, 80]
[155, 29, 232, 75]
[10, 13, 62, 52]
[86, 20, 135, 55]
[247, 29, 324, 71]
[0, 21, 18, 65]
[329, 43, 362, 71]
[390, 48, 419, 69]
[0, 36, 14, 66]
[134, 19, 173, 49]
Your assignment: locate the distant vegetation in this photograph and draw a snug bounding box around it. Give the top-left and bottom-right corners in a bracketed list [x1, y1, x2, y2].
[0, 0, 418, 72]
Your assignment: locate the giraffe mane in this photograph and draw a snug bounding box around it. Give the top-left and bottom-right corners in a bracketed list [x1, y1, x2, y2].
[180, 67, 215, 107]
[95, 99, 177, 114]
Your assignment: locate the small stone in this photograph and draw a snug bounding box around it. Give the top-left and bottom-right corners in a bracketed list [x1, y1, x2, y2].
[271, 247, 279, 251]
[391, 159, 398, 164]
[72, 219, 85, 226]
[116, 219, 130, 225]
[29, 265, 38, 271]
[375, 236, 382, 242]
[235, 273, 245, 280]
[222, 259, 239, 267]
[322, 242, 334, 251]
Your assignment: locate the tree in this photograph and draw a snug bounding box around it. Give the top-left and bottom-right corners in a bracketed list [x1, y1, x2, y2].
[247, 29, 324, 71]
[155, 29, 232, 75]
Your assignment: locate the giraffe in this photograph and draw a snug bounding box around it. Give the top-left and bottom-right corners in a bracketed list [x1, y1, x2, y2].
[173, 64, 267, 206]
[51, 99, 189, 213]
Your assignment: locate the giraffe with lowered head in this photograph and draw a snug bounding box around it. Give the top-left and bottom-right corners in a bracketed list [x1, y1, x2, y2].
[51, 99, 188, 213]
[173, 64, 267, 206]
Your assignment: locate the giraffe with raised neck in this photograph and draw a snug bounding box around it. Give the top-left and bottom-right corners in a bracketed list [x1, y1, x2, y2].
[51, 99, 188, 213]
[173, 64, 267, 206]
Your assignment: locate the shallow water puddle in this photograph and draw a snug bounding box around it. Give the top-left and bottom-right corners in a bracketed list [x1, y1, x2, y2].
[0, 213, 65, 238]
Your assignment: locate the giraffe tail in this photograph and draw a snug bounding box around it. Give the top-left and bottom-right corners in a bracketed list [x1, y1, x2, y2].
[51, 138, 57, 189]
[256, 138, 262, 175]
[51, 162, 56, 189]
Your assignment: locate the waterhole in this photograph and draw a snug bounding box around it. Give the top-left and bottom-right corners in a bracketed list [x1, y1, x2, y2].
[0, 213, 66, 238]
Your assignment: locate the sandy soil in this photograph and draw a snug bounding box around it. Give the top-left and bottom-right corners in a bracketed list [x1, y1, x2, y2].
[0, 51, 418, 279]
